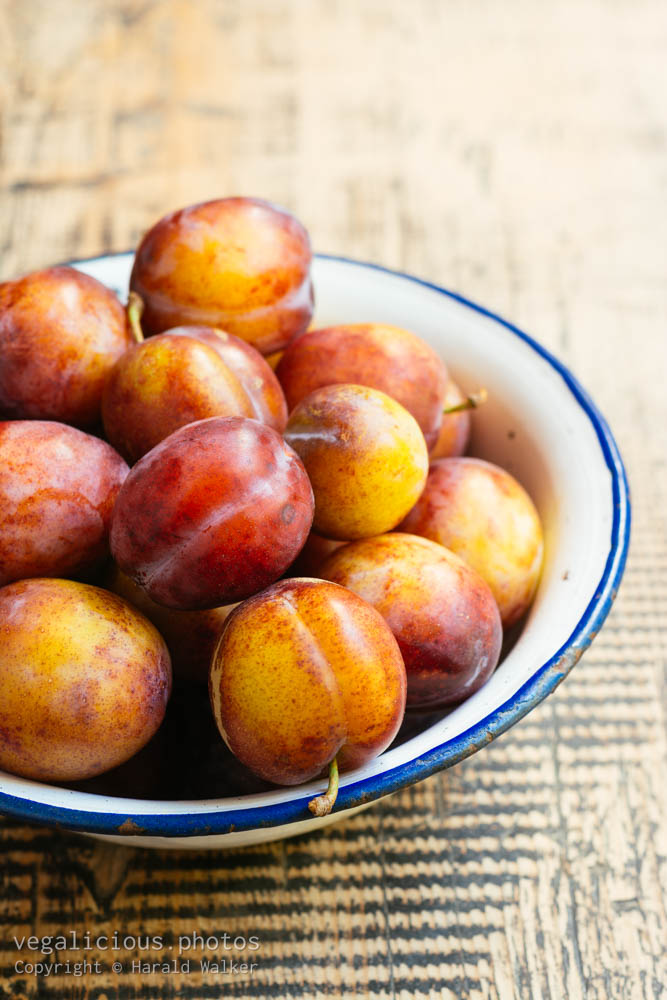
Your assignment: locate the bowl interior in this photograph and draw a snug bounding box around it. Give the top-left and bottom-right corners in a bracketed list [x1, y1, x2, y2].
[0, 253, 625, 834]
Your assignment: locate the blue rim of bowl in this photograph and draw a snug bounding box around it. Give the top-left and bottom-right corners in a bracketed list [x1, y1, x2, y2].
[0, 252, 631, 838]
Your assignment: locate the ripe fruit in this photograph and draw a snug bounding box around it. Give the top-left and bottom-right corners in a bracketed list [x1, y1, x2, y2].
[107, 566, 237, 685]
[401, 457, 544, 626]
[0, 266, 132, 427]
[0, 420, 128, 588]
[0, 578, 171, 783]
[129, 197, 314, 354]
[320, 533, 502, 708]
[284, 383, 429, 540]
[276, 323, 448, 449]
[101, 332, 249, 463]
[110, 416, 314, 610]
[209, 578, 406, 812]
[102, 319, 288, 463]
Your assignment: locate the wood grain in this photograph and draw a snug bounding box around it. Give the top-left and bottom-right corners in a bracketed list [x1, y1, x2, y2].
[1, 1, 666, 997]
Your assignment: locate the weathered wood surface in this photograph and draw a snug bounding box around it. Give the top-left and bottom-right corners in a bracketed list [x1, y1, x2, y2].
[0, 1, 665, 997]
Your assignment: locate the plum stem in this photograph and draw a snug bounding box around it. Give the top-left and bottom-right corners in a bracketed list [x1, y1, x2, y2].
[308, 757, 339, 817]
[127, 292, 145, 343]
[443, 387, 487, 415]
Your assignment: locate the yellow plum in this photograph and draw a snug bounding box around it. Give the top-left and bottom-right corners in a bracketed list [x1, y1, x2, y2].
[0, 578, 171, 783]
[209, 578, 406, 811]
[284, 384, 429, 540]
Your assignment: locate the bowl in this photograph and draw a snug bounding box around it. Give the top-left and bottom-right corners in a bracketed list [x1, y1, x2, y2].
[0, 252, 630, 849]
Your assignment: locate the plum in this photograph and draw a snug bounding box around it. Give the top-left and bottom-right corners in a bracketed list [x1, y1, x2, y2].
[320, 532, 502, 708]
[400, 457, 544, 626]
[102, 321, 287, 463]
[0, 266, 132, 427]
[110, 416, 314, 610]
[0, 420, 128, 587]
[106, 565, 237, 685]
[284, 383, 429, 540]
[102, 332, 252, 464]
[209, 578, 406, 813]
[129, 197, 313, 354]
[276, 323, 449, 450]
[0, 578, 171, 783]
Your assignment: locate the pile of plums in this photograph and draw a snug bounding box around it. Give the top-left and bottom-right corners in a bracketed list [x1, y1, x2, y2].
[0, 197, 544, 815]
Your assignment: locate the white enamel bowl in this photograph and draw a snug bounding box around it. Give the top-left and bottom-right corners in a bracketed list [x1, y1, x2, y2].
[0, 253, 630, 849]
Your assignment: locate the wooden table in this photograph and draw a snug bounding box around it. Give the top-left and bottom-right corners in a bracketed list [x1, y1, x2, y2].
[1, 2, 665, 997]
